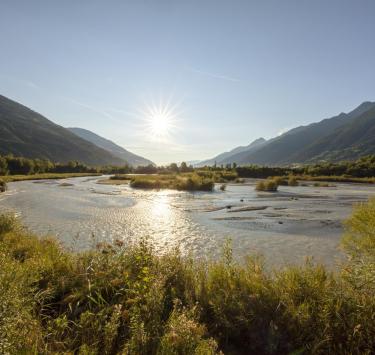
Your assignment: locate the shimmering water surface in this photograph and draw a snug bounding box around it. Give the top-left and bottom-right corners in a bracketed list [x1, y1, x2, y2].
[0, 176, 374, 267]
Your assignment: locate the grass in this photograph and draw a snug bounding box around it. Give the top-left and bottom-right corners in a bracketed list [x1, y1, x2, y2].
[109, 173, 215, 191]
[1, 198, 375, 353]
[0, 172, 101, 183]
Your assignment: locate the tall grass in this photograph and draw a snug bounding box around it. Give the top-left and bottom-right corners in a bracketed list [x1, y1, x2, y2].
[0, 199, 375, 353]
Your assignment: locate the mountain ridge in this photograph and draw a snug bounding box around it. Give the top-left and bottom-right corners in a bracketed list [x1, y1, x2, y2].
[200, 101, 375, 166]
[0, 94, 125, 166]
[68, 127, 154, 167]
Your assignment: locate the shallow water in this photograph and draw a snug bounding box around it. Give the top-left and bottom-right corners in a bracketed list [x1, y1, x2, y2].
[0, 176, 374, 268]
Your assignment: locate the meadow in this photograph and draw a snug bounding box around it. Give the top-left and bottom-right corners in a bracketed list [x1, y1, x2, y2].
[0, 199, 374, 354]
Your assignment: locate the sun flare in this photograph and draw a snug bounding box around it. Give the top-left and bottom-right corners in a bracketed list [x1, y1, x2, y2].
[149, 111, 172, 138]
[141, 98, 181, 142]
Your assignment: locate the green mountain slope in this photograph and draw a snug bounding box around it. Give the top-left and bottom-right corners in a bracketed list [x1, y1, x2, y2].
[68, 127, 154, 167]
[0, 95, 125, 165]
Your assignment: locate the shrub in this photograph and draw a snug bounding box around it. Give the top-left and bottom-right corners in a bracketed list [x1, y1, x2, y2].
[0, 179, 6, 193]
[256, 179, 278, 192]
[288, 176, 299, 186]
[273, 176, 288, 186]
[313, 182, 334, 187]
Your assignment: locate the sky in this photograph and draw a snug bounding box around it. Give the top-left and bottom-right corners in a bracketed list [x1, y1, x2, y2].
[1, 0, 375, 165]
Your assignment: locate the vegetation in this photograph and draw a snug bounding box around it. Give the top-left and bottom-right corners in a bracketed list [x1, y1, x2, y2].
[1, 173, 101, 183]
[313, 182, 335, 188]
[236, 155, 375, 181]
[0, 179, 6, 192]
[288, 176, 299, 186]
[127, 173, 215, 191]
[1, 199, 375, 353]
[255, 179, 279, 192]
[3, 154, 375, 187]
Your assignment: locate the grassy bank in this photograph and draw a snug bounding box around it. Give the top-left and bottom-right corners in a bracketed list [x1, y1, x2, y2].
[109, 173, 215, 191]
[1, 199, 375, 353]
[0, 172, 101, 183]
[296, 175, 375, 184]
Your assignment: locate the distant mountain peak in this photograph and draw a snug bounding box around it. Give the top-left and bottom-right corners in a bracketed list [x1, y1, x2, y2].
[248, 137, 266, 147]
[347, 101, 375, 118]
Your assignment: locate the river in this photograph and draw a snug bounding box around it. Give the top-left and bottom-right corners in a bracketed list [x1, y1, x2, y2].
[0, 176, 374, 268]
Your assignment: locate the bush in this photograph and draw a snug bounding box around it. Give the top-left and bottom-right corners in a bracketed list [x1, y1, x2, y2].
[288, 176, 299, 186]
[0, 179, 6, 193]
[256, 179, 278, 192]
[273, 176, 288, 186]
[313, 182, 334, 187]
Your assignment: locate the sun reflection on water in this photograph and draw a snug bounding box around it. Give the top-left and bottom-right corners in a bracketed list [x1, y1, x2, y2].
[151, 193, 172, 219]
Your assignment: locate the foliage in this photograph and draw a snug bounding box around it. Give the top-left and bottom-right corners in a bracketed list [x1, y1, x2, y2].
[0, 199, 375, 353]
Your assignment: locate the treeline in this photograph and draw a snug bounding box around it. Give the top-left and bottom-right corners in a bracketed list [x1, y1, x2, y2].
[2, 154, 375, 179]
[0, 155, 134, 176]
[235, 155, 375, 178]
[0, 155, 197, 176]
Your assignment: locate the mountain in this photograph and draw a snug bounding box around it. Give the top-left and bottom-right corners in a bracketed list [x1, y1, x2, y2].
[197, 138, 267, 166]
[207, 101, 375, 166]
[292, 104, 375, 162]
[68, 127, 154, 167]
[0, 94, 125, 165]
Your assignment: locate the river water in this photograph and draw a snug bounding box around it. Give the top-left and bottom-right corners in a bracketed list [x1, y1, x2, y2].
[0, 176, 373, 268]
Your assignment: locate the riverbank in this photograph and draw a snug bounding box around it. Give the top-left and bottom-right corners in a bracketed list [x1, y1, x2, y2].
[0, 172, 101, 183]
[1, 198, 374, 353]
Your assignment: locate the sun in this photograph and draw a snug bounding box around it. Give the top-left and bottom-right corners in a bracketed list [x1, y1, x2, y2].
[141, 98, 180, 141]
[149, 111, 172, 138]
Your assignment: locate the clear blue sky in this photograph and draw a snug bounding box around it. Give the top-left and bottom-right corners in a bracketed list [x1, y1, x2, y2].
[1, 0, 374, 164]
